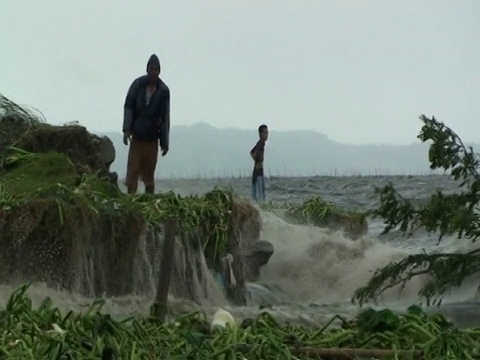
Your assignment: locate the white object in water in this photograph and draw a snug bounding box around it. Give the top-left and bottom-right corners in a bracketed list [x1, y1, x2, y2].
[223, 253, 236, 287]
[211, 308, 235, 330]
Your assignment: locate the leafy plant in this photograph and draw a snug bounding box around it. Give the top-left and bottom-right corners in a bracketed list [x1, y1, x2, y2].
[0, 181, 22, 209]
[287, 196, 367, 238]
[288, 196, 338, 222]
[1, 284, 478, 359]
[0, 146, 39, 170]
[353, 115, 480, 305]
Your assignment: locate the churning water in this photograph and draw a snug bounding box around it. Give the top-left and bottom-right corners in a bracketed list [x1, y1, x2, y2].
[3, 175, 480, 327]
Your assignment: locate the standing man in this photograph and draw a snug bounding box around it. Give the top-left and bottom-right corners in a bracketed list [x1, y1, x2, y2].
[122, 54, 170, 194]
[250, 124, 268, 202]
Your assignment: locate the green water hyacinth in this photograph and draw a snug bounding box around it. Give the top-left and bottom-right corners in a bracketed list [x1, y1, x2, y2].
[0, 285, 479, 359]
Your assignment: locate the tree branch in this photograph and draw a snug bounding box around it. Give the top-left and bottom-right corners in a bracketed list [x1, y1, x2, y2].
[354, 115, 480, 305]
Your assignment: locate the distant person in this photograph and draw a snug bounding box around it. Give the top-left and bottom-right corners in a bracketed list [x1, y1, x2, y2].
[122, 54, 170, 194]
[250, 124, 268, 201]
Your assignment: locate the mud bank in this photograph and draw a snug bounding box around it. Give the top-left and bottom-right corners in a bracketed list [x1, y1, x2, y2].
[0, 94, 264, 306]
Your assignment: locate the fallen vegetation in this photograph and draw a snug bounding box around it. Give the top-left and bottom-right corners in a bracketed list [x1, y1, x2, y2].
[286, 196, 368, 238]
[0, 285, 478, 359]
[260, 196, 368, 239]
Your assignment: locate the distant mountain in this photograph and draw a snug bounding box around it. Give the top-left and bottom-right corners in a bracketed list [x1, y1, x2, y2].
[96, 123, 474, 179]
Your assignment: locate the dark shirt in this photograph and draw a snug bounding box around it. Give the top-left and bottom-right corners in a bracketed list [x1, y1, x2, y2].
[122, 75, 170, 148]
[250, 139, 265, 178]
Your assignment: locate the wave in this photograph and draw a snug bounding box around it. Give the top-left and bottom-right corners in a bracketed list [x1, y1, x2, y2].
[252, 209, 479, 306]
[0, 206, 478, 327]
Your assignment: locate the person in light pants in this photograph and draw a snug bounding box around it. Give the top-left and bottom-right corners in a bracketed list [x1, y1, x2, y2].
[250, 124, 268, 202]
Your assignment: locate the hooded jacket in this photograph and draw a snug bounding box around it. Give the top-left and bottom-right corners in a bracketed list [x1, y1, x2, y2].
[122, 55, 170, 149]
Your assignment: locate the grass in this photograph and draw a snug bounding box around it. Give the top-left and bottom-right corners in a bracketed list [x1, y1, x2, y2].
[1, 284, 479, 359]
[1, 151, 78, 195]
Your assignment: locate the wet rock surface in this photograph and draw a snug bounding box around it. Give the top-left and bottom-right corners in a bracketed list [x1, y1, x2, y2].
[0, 97, 118, 183]
[244, 240, 275, 281]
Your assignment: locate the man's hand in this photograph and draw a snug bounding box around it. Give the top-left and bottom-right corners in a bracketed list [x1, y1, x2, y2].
[123, 131, 132, 145]
[161, 147, 169, 156]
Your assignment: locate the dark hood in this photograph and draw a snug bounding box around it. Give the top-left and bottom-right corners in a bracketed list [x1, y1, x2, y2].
[146, 54, 160, 71]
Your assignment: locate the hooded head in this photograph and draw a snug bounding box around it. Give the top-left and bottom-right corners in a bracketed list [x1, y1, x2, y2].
[146, 54, 161, 82]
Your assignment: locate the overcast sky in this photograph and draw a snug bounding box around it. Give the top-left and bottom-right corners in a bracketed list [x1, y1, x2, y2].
[1, 0, 479, 144]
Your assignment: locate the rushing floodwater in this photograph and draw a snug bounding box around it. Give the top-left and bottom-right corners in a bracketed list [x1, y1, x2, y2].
[3, 175, 480, 328]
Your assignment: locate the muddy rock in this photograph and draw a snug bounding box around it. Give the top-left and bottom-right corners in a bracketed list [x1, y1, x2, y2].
[0, 94, 263, 307]
[91, 134, 116, 169]
[244, 240, 274, 281]
[0, 113, 118, 183]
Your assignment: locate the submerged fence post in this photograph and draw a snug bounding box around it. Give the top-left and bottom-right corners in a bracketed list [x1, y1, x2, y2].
[152, 217, 178, 322]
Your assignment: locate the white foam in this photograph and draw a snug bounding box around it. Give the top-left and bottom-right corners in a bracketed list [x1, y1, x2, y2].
[256, 209, 479, 305]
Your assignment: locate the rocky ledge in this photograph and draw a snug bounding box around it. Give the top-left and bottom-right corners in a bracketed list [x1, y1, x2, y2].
[0, 94, 274, 306]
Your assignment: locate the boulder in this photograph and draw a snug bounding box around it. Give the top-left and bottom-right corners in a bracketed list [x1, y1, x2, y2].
[243, 240, 274, 281]
[0, 95, 118, 183]
[16, 125, 118, 184]
[92, 134, 116, 169]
